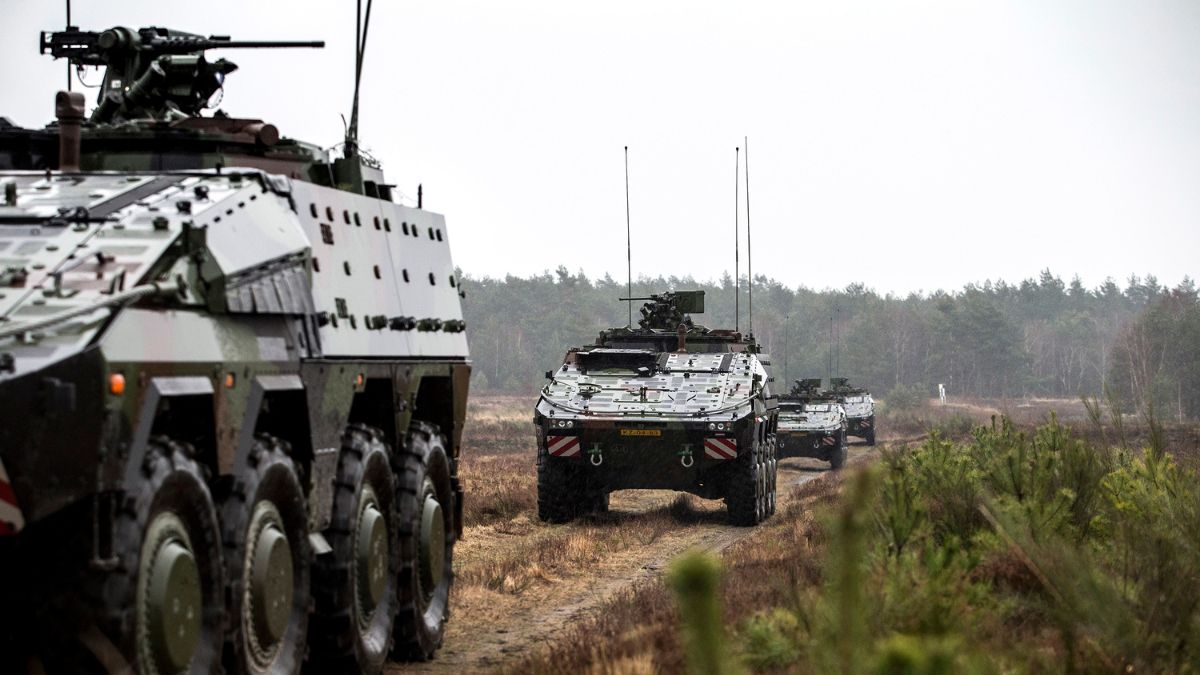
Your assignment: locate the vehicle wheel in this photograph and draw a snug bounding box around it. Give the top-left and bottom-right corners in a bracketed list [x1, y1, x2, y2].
[866, 428, 876, 447]
[95, 438, 225, 675]
[587, 488, 610, 515]
[726, 439, 761, 526]
[393, 422, 456, 661]
[830, 430, 847, 470]
[310, 425, 400, 674]
[220, 436, 311, 675]
[537, 446, 580, 524]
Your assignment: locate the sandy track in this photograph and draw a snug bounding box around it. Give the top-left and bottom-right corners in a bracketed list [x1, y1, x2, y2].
[387, 443, 885, 674]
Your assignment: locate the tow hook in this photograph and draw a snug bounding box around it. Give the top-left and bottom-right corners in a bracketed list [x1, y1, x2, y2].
[588, 443, 604, 466]
[678, 444, 694, 468]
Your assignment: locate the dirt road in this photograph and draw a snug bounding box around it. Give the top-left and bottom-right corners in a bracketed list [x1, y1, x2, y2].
[387, 444, 881, 673]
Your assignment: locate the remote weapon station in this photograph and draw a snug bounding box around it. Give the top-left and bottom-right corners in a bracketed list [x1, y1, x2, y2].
[534, 291, 779, 525]
[776, 378, 848, 468]
[0, 5, 469, 673]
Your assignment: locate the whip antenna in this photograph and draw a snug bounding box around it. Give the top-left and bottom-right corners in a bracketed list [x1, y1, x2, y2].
[828, 312, 833, 382]
[346, 0, 374, 155]
[65, 0, 72, 90]
[745, 135, 754, 335]
[784, 314, 790, 384]
[835, 304, 841, 377]
[625, 146, 633, 328]
[734, 146, 740, 333]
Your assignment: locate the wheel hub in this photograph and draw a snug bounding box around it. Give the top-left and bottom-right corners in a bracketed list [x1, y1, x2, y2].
[355, 493, 388, 623]
[418, 494, 445, 599]
[139, 513, 202, 675]
[245, 502, 293, 665]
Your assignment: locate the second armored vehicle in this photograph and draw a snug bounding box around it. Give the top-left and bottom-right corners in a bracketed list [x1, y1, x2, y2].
[776, 379, 848, 468]
[534, 291, 778, 526]
[829, 377, 876, 445]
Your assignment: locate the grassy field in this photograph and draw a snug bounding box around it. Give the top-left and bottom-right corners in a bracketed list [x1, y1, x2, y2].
[509, 400, 1200, 674]
[387, 394, 1200, 672]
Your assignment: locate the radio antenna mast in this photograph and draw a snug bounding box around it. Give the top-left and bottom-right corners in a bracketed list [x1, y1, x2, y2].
[734, 146, 740, 333]
[835, 304, 841, 377]
[784, 314, 790, 384]
[64, 0, 72, 91]
[346, 0, 374, 156]
[744, 135, 753, 336]
[828, 311, 834, 382]
[625, 146, 633, 328]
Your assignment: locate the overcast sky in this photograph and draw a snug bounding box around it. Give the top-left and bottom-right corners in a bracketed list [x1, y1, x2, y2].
[4, 1, 1197, 295]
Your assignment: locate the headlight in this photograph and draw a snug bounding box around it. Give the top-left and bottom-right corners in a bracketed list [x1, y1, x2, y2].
[717, 422, 726, 430]
[565, 420, 574, 428]
[556, 420, 568, 428]
[708, 422, 716, 430]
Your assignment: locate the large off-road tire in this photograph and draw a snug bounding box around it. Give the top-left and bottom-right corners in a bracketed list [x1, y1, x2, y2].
[866, 427, 877, 446]
[89, 438, 226, 675]
[310, 425, 400, 674]
[588, 488, 610, 515]
[829, 430, 848, 470]
[220, 436, 312, 675]
[393, 422, 456, 661]
[726, 438, 765, 526]
[537, 447, 582, 523]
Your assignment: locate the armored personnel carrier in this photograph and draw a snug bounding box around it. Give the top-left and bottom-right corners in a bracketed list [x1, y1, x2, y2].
[776, 378, 848, 469]
[534, 291, 778, 526]
[828, 377, 876, 445]
[0, 20, 468, 675]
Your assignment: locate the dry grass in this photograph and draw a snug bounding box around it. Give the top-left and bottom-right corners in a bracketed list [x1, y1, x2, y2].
[458, 503, 700, 596]
[461, 395, 535, 456]
[459, 453, 537, 527]
[510, 474, 847, 674]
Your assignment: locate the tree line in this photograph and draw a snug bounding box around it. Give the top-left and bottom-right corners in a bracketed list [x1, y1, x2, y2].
[460, 268, 1200, 420]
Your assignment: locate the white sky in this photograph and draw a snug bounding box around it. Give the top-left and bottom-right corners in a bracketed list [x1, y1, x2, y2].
[4, 0, 1197, 295]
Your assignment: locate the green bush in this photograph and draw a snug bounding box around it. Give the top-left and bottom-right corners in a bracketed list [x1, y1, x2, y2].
[739, 609, 802, 670]
[773, 412, 1200, 674]
[885, 384, 929, 412]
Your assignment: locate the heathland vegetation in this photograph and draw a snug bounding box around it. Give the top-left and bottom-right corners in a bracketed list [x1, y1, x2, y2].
[462, 269, 1200, 419]
[514, 408, 1200, 674]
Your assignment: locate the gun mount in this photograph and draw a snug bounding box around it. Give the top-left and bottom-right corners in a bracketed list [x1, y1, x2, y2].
[618, 290, 706, 331]
[40, 26, 323, 124]
[788, 378, 824, 399]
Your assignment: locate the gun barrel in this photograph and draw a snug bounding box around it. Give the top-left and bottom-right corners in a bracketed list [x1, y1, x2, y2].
[165, 39, 326, 50]
[147, 38, 325, 51]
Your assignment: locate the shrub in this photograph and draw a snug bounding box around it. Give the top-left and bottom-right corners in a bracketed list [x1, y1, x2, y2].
[886, 384, 929, 412]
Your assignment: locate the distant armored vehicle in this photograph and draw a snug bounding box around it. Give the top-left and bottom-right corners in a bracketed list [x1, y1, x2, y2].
[777, 379, 848, 468]
[828, 377, 876, 445]
[0, 22, 468, 674]
[534, 291, 778, 526]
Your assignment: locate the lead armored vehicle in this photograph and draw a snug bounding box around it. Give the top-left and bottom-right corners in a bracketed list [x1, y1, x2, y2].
[776, 378, 848, 468]
[0, 21, 468, 674]
[534, 291, 778, 526]
[828, 377, 876, 445]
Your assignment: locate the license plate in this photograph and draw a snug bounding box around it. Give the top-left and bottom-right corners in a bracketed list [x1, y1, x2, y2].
[620, 429, 661, 437]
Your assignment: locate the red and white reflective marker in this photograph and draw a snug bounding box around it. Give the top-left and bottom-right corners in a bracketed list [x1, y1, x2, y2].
[704, 437, 737, 460]
[0, 458, 24, 535]
[547, 435, 582, 458]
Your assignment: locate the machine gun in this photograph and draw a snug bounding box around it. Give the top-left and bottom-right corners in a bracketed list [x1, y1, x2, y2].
[618, 290, 705, 331]
[40, 26, 324, 124]
[789, 378, 824, 398]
